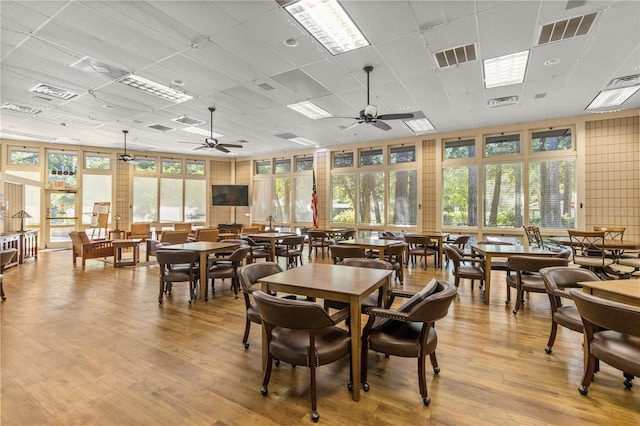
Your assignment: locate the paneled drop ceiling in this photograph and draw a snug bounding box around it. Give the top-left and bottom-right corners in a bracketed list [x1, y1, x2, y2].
[1, 0, 638, 157]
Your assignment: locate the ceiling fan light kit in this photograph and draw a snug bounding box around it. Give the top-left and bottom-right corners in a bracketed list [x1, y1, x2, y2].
[191, 107, 243, 153]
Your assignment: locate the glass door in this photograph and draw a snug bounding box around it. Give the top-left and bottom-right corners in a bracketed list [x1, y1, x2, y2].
[45, 190, 78, 248]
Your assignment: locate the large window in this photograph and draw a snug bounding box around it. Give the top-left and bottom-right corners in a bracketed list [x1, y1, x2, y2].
[252, 179, 273, 221]
[442, 127, 575, 231]
[47, 151, 78, 186]
[442, 166, 478, 226]
[389, 170, 418, 225]
[159, 178, 183, 222]
[85, 153, 110, 169]
[331, 174, 355, 223]
[273, 176, 292, 222]
[9, 147, 39, 165]
[185, 179, 206, 222]
[82, 174, 112, 224]
[133, 176, 158, 222]
[294, 175, 313, 222]
[358, 171, 384, 225]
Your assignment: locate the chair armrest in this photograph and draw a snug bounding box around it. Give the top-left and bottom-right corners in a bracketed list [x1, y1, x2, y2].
[552, 288, 574, 299]
[461, 256, 485, 265]
[363, 306, 411, 322]
[83, 240, 113, 249]
[388, 289, 416, 299]
[330, 306, 350, 324]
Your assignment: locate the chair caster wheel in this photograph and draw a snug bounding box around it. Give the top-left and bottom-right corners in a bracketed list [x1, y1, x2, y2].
[578, 386, 588, 395]
[158, 300, 162, 304]
[348, 382, 353, 391]
[261, 386, 268, 396]
[505, 300, 509, 305]
[311, 411, 320, 422]
[363, 383, 370, 392]
[275, 359, 280, 367]
[433, 367, 440, 375]
[545, 347, 552, 354]
[423, 396, 431, 406]
[384, 354, 390, 358]
[244, 342, 250, 349]
[624, 379, 633, 389]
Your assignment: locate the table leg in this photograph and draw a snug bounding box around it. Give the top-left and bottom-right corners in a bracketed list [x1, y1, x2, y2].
[113, 247, 118, 267]
[270, 240, 276, 262]
[483, 254, 492, 304]
[349, 296, 361, 402]
[199, 252, 208, 301]
[261, 282, 269, 368]
[438, 238, 444, 268]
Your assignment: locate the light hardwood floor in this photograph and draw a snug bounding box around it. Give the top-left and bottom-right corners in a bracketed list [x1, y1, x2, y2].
[1, 249, 638, 425]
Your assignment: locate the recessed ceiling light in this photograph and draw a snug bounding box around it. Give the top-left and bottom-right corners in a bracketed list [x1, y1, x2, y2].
[483, 50, 530, 89]
[284, 0, 369, 55]
[284, 38, 298, 47]
[287, 100, 333, 119]
[1, 103, 42, 115]
[544, 58, 561, 66]
[172, 79, 184, 86]
[586, 86, 640, 110]
[31, 83, 78, 100]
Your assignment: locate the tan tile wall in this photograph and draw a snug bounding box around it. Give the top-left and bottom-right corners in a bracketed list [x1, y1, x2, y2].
[316, 150, 328, 228]
[422, 139, 437, 231]
[585, 115, 640, 240]
[208, 159, 233, 226]
[115, 161, 131, 227]
[235, 159, 251, 227]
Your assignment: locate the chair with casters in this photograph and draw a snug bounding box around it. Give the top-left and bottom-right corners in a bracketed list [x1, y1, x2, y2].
[382, 242, 406, 284]
[333, 229, 356, 242]
[146, 230, 190, 261]
[237, 262, 283, 349]
[444, 235, 470, 266]
[0, 248, 18, 300]
[194, 228, 219, 242]
[567, 230, 614, 278]
[208, 246, 250, 300]
[570, 288, 640, 395]
[539, 266, 600, 354]
[275, 235, 305, 269]
[404, 235, 438, 269]
[252, 290, 351, 423]
[241, 236, 272, 263]
[361, 279, 457, 406]
[329, 244, 366, 264]
[156, 249, 200, 304]
[505, 256, 569, 315]
[307, 231, 332, 259]
[443, 244, 485, 290]
[69, 231, 115, 266]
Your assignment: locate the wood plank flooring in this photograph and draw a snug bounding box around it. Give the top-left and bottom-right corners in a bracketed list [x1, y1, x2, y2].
[1, 249, 638, 425]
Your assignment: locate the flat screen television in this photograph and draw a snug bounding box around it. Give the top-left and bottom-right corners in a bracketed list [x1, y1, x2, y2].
[212, 184, 249, 206]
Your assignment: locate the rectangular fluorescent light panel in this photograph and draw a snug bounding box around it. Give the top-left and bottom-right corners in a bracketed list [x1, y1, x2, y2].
[586, 86, 640, 110]
[289, 137, 318, 147]
[284, 0, 369, 55]
[182, 126, 224, 138]
[404, 118, 435, 133]
[483, 50, 530, 89]
[118, 74, 193, 103]
[287, 100, 333, 119]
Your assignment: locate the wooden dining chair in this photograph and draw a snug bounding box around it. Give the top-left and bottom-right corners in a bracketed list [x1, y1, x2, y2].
[505, 256, 568, 315]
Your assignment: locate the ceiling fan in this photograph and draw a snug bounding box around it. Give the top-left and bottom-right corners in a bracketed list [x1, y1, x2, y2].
[119, 130, 137, 163]
[342, 66, 414, 131]
[188, 107, 243, 153]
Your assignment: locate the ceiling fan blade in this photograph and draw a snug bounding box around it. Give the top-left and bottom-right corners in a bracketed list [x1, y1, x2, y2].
[193, 145, 208, 150]
[371, 120, 392, 131]
[343, 121, 363, 131]
[216, 145, 230, 153]
[218, 143, 243, 149]
[377, 113, 415, 120]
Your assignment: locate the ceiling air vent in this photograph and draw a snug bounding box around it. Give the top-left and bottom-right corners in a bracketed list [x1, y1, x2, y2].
[30, 84, 78, 100]
[434, 44, 477, 68]
[2, 103, 42, 115]
[607, 74, 640, 89]
[258, 83, 275, 91]
[538, 12, 596, 45]
[172, 115, 205, 126]
[487, 96, 519, 108]
[147, 124, 174, 132]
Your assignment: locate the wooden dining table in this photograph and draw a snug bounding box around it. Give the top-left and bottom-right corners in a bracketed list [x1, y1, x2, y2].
[470, 243, 557, 304]
[337, 238, 404, 261]
[258, 263, 392, 402]
[159, 241, 241, 301]
[547, 236, 640, 251]
[245, 232, 296, 261]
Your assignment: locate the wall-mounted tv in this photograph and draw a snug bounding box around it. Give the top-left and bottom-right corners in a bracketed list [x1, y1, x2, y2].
[212, 184, 249, 207]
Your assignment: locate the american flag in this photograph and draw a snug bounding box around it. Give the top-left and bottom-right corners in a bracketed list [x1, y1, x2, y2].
[311, 170, 318, 229]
